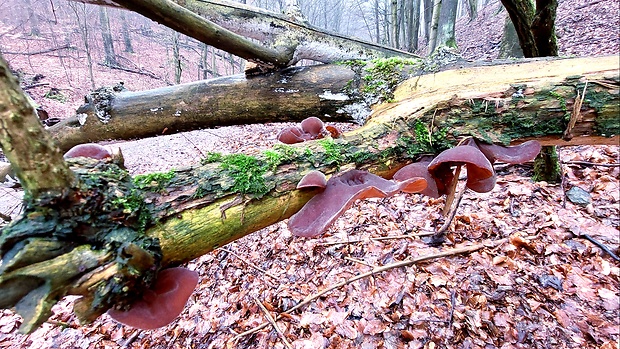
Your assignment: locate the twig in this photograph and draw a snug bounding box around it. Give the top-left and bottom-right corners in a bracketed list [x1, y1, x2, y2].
[234, 239, 507, 340]
[318, 231, 435, 246]
[122, 331, 140, 347]
[2, 44, 74, 56]
[591, 79, 619, 89]
[344, 256, 376, 268]
[180, 133, 206, 158]
[219, 247, 279, 280]
[437, 185, 467, 235]
[22, 82, 50, 90]
[442, 165, 462, 216]
[0, 211, 10, 222]
[575, 0, 605, 10]
[578, 234, 620, 263]
[562, 161, 620, 168]
[448, 289, 456, 326]
[252, 295, 293, 349]
[563, 81, 587, 140]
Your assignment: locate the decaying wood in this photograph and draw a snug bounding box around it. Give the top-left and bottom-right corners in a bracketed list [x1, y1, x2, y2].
[0, 55, 618, 333]
[48, 64, 361, 151]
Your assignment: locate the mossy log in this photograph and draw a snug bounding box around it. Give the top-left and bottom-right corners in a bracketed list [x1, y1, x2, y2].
[1, 55, 618, 333]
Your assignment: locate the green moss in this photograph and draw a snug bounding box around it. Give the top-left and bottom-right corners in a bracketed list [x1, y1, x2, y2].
[133, 170, 176, 192]
[360, 57, 422, 103]
[262, 150, 283, 170]
[44, 88, 67, 103]
[582, 85, 620, 136]
[273, 144, 298, 160]
[398, 120, 448, 156]
[201, 152, 223, 164]
[318, 138, 346, 165]
[548, 90, 567, 110]
[533, 146, 561, 183]
[350, 149, 379, 164]
[219, 154, 269, 197]
[303, 147, 313, 158]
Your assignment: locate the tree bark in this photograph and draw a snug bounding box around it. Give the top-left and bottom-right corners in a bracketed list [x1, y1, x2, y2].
[47, 64, 361, 151]
[0, 55, 76, 196]
[84, 0, 419, 68]
[99, 7, 118, 66]
[1, 55, 618, 333]
[434, 0, 458, 49]
[500, 0, 558, 58]
[119, 10, 134, 53]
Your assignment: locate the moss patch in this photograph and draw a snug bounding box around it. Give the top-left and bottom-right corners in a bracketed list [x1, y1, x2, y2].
[133, 170, 176, 192]
[219, 154, 269, 198]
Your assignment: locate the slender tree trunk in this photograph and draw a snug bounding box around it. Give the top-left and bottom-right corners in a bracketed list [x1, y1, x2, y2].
[467, 0, 477, 20]
[99, 7, 118, 67]
[498, 13, 524, 58]
[24, 0, 41, 36]
[423, 0, 433, 42]
[374, 0, 381, 43]
[428, 0, 441, 52]
[406, 0, 420, 52]
[71, 3, 96, 89]
[119, 10, 134, 53]
[200, 43, 209, 79]
[172, 31, 182, 84]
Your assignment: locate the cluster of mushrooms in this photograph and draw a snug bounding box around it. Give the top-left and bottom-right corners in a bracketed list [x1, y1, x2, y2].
[283, 118, 541, 238]
[60, 118, 540, 330]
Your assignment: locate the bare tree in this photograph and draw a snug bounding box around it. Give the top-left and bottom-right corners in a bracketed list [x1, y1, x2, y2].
[118, 9, 134, 53]
[99, 7, 118, 66]
[69, 2, 96, 89]
[24, 0, 41, 36]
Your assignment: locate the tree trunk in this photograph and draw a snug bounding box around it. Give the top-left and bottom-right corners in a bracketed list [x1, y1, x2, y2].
[405, 0, 420, 52]
[99, 7, 118, 66]
[24, 0, 41, 36]
[500, 0, 557, 58]
[172, 31, 182, 84]
[70, 3, 96, 89]
[434, 0, 458, 49]
[119, 10, 134, 53]
[498, 12, 524, 58]
[428, 0, 441, 52]
[1, 54, 618, 333]
[48, 64, 360, 151]
[423, 0, 433, 42]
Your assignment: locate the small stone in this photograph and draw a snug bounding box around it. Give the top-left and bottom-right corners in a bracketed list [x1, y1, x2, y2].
[566, 186, 591, 206]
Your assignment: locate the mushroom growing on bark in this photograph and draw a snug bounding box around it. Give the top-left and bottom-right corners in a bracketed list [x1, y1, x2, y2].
[288, 169, 426, 237]
[393, 139, 542, 196]
[296, 170, 328, 189]
[63, 143, 112, 160]
[277, 117, 342, 144]
[107, 267, 199, 330]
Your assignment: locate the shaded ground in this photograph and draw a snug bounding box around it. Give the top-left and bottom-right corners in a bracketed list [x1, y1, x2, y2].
[1, 0, 619, 348]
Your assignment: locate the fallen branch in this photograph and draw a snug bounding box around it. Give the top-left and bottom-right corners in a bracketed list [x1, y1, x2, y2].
[2, 44, 75, 56]
[233, 238, 507, 341]
[252, 295, 294, 349]
[562, 161, 620, 168]
[218, 247, 279, 280]
[575, 234, 620, 263]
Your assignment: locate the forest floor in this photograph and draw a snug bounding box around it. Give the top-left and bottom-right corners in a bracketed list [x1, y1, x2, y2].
[0, 0, 619, 348]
